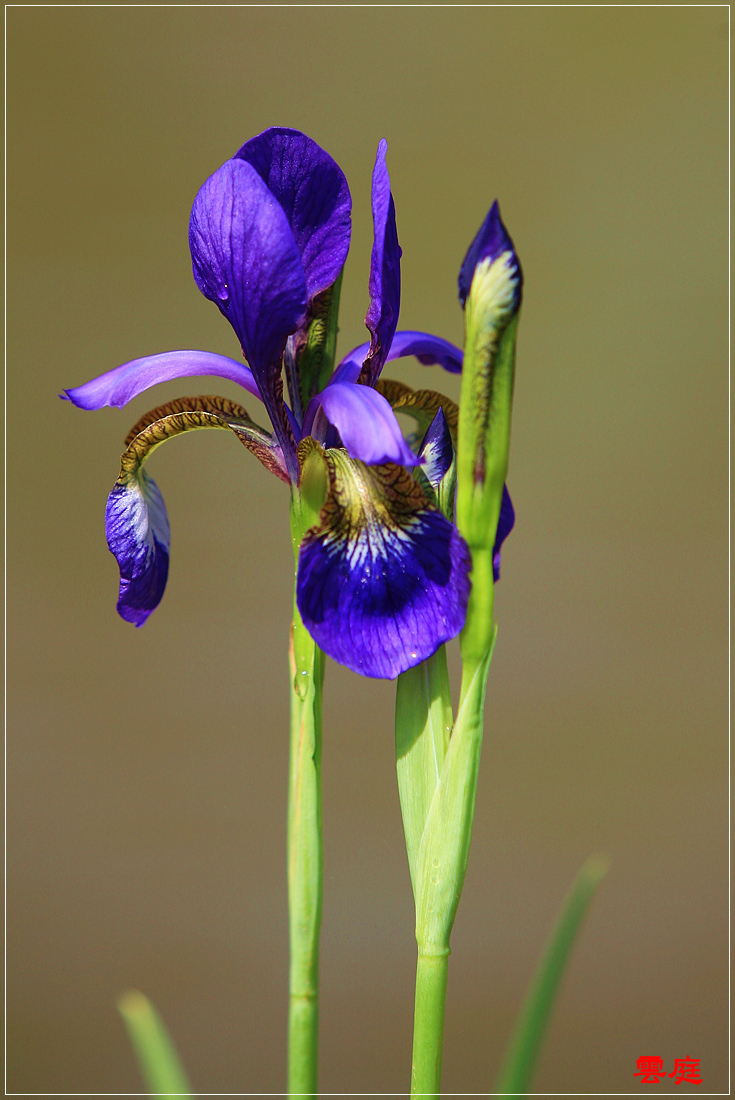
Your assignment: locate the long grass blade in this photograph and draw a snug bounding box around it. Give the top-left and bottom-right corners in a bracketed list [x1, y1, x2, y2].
[117, 989, 193, 1097]
[494, 854, 609, 1095]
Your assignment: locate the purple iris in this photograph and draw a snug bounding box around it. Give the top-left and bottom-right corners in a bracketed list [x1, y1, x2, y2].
[63, 127, 514, 679]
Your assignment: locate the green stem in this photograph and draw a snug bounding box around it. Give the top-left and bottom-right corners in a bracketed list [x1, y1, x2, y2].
[287, 493, 325, 1098]
[494, 855, 609, 1095]
[404, 642, 495, 1098]
[287, 606, 324, 1097]
[411, 951, 449, 1098]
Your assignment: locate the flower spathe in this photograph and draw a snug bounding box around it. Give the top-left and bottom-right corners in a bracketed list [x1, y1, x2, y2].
[63, 127, 516, 678]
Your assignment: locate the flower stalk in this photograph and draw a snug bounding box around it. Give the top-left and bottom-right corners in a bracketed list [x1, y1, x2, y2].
[287, 492, 327, 1097]
[396, 202, 521, 1097]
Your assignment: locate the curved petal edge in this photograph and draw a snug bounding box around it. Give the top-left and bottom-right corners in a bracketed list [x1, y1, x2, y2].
[305, 381, 419, 467]
[492, 484, 515, 581]
[335, 330, 463, 382]
[62, 350, 262, 410]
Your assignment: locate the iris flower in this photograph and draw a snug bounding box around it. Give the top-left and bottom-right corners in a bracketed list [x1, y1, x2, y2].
[63, 127, 514, 679]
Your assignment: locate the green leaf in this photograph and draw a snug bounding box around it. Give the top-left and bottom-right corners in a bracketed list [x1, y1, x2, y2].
[494, 855, 609, 1095]
[395, 646, 453, 896]
[117, 990, 192, 1097]
[413, 640, 495, 951]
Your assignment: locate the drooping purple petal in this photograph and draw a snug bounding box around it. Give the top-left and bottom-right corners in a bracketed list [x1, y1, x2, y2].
[335, 330, 463, 383]
[418, 408, 453, 488]
[235, 127, 352, 302]
[360, 140, 402, 386]
[61, 350, 262, 411]
[105, 471, 170, 627]
[458, 200, 522, 309]
[492, 484, 515, 581]
[303, 381, 419, 467]
[189, 157, 307, 387]
[296, 451, 471, 679]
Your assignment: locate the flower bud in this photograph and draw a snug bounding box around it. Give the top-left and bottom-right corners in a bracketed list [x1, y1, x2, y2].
[456, 202, 522, 659]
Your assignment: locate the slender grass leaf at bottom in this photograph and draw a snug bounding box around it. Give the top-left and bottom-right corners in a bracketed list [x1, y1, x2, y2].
[494, 855, 609, 1095]
[117, 990, 193, 1097]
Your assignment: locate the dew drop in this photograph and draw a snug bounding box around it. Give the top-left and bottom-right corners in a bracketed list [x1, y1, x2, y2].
[217, 282, 229, 302]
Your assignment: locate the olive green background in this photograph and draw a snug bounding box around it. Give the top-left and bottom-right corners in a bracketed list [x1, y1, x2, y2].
[7, 5, 728, 1095]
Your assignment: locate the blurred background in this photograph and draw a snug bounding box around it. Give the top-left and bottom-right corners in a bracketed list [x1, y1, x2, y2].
[7, 6, 728, 1094]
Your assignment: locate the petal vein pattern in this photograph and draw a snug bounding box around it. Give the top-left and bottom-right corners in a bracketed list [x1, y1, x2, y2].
[296, 448, 471, 679]
[235, 127, 352, 302]
[189, 158, 307, 396]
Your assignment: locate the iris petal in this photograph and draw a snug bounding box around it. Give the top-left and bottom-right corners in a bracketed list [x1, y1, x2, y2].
[106, 470, 170, 627]
[189, 157, 306, 466]
[296, 447, 471, 679]
[492, 484, 515, 581]
[417, 408, 454, 489]
[123, 394, 291, 484]
[375, 377, 458, 447]
[189, 158, 308, 479]
[107, 394, 288, 627]
[336, 330, 463, 381]
[360, 140, 402, 386]
[304, 382, 419, 467]
[62, 350, 261, 410]
[235, 127, 352, 302]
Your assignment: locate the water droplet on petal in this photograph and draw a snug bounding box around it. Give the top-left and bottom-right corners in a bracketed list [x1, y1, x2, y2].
[217, 282, 229, 302]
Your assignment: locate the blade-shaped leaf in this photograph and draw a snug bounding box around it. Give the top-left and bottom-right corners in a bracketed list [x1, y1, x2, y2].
[494, 855, 609, 1095]
[117, 990, 192, 1097]
[395, 645, 453, 897]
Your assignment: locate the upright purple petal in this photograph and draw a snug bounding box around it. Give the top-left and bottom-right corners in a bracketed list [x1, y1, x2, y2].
[296, 450, 471, 679]
[106, 471, 170, 626]
[492, 484, 515, 581]
[458, 200, 522, 310]
[235, 127, 352, 302]
[189, 158, 307, 387]
[418, 408, 454, 488]
[62, 350, 262, 411]
[304, 381, 419, 467]
[360, 140, 402, 387]
[189, 158, 307, 478]
[336, 330, 463, 382]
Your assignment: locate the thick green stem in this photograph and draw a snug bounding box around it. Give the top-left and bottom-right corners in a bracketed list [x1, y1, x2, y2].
[287, 487, 327, 1097]
[410, 951, 449, 1098]
[287, 606, 324, 1097]
[403, 643, 494, 1097]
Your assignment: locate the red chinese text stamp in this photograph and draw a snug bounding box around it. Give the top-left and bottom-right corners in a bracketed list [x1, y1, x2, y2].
[634, 1056, 702, 1085]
